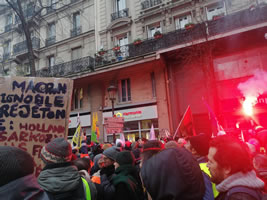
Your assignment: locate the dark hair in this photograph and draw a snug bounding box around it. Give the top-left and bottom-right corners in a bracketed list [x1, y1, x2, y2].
[73, 157, 91, 171]
[141, 140, 164, 163]
[210, 135, 253, 175]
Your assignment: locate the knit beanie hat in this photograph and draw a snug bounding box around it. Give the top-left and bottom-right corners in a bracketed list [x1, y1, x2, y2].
[116, 151, 135, 166]
[189, 133, 210, 156]
[103, 146, 120, 161]
[40, 137, 72, 164]
[0, 146, 34, 187]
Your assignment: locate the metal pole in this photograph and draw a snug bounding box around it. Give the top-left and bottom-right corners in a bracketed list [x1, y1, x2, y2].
[111, 99, 116, 143]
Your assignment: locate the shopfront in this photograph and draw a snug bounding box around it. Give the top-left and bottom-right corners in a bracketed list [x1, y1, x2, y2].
[103, 104, 158, 142]
[68, 112, 91, 140]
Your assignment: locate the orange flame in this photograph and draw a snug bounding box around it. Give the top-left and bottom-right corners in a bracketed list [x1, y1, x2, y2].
[242, 97, 256, 116]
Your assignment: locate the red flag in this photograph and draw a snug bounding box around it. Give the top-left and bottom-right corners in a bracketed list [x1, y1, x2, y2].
[173, 106, 196, 139]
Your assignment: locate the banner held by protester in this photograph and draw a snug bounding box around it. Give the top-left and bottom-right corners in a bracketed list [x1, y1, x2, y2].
[0, 76, 73, 176]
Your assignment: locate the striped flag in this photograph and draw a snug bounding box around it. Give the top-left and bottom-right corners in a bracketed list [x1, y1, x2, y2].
[72, 113, 82, 148]
[91, 112, 98, 143]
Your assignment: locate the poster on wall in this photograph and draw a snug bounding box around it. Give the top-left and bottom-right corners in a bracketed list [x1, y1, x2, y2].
[0, 76, 73, 176]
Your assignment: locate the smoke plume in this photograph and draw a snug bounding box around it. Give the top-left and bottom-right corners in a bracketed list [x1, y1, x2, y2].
[238, 69, 267, 105]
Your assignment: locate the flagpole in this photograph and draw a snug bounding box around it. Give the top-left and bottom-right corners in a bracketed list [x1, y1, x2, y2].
[173, 106, 190, 139]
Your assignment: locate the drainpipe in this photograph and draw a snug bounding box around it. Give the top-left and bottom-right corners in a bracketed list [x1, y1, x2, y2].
[160, 55, 174, 134]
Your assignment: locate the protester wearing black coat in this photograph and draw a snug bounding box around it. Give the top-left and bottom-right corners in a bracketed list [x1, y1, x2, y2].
[141, 148, 205, 200]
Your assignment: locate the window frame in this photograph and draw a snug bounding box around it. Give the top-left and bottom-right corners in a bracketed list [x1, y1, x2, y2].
[119, 78, 131, 102]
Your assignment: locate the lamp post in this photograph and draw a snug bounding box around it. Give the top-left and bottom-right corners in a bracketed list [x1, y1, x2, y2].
[107, 84, 117, 116]
[107, 84, 117, 143]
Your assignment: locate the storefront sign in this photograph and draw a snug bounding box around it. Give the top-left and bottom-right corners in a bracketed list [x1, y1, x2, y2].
[103, 105, 158, 122]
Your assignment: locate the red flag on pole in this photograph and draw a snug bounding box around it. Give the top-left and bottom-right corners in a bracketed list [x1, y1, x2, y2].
[173, 106, 196, 139]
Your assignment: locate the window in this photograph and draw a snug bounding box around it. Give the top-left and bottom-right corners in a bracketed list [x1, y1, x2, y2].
[73, 88, 83, 109]
[120, 79, 131, 102]
[206, 2, 226, 20]
[25, 63, 31, 74]
[147, 23, 162, 38]
[151, 72, 156, 97]
[175, 14, 192, 29]
[6, 14, 12, 25]
[48, 55, 55, 67]
[3, 41, 11, 55]
[73, 12, 80, 29]
[115, 0, 126, 11]
[117, 35, 128, 46]
[72, 47, 82, 60]
[50, 0, 57, 9]
[48, 22, 55, 38]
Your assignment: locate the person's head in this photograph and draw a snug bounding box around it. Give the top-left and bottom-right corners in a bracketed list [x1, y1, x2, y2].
[114, 151, 135, 169]
[207, 135, 253, 184]
[185, 133, 210, 157]
[102, 146, 120, 167]
[73, 157, 91, 173]
[0, 146, 34, 187]
[40, 137, 72, 165]
[165, 141, 179, 149]
[141, 140, 164, 167]
[253, 154, 267, 171]
[177, 138, 187, 147]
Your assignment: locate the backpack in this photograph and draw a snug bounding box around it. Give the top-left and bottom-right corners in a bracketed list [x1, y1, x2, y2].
[46, 178, 91, 200]
[225, 186, 267, 200]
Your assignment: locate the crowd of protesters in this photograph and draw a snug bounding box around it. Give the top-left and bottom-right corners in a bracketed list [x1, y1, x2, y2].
[1, 127, 267, 200]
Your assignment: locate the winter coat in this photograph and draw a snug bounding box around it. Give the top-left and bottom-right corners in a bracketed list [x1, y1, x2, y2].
[215, 170, 264, 200]
[111, 164, 145, 200]
[257, 169, 267, 192]
[141, 148, 205, 200]
[0, 174, 49, 200]
[100, 165, 116, 200]
[38, 162, 97, 200]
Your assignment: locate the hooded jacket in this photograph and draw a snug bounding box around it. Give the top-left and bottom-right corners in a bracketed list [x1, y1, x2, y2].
[0, 174, 49, 200]
[38, 162, 97, 200]
[112, 164, 145, 200]
[141, 148, 205, 200]
[215, 170, 265, 200]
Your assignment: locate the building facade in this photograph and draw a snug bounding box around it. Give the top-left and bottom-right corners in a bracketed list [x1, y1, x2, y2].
[1, 0, 267, 141]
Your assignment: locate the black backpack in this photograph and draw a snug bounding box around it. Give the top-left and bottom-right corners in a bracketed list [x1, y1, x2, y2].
[45, 178, 86, 200]
[225, 186, 267, 200]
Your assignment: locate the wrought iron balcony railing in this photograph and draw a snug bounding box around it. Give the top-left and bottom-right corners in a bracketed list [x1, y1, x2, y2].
[45, 36, 56, 46]
[141, 0, 162, 10]
[4, 24, 12, 32]
[37, 56, 95, 77]
[71, 26, 82, 37]
[37, 6, 267, 78]
[111, 8, 129, 21]
[13, 37, 40, 56]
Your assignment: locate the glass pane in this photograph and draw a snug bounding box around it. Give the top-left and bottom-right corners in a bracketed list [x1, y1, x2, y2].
[141, 119, 158, 129]
[121, 79, 126, 102]
[127, 79, 131, 101]
[123, 121, 139, 131]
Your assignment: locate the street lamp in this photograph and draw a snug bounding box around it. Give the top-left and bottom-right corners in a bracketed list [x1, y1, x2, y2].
[107, 84, 117, 116]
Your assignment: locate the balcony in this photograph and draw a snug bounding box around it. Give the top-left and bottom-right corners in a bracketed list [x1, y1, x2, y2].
[13, 37, 40, 56]
[4, 24, 12, 32]
[141, 0, 162, 10]
[45, 36, 56, 46]
[37, 6, 267, 78]
[37, 56, 95, 77]
[70, 26, 82, 37]
[111, 8, 129, 21]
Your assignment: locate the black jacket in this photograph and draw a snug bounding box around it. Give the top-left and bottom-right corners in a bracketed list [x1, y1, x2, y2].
[141, 148, 205, 200]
